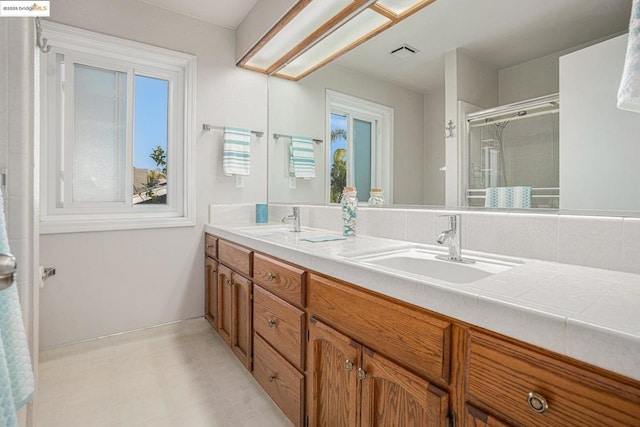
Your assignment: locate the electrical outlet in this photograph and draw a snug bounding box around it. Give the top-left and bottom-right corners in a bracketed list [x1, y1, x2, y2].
[288, 176, 296, 189]
[236, 175, 245, 188]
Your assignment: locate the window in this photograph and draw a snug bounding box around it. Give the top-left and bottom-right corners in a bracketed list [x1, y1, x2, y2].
[39, 21, 196, 233]
[326, 90, 393, 204]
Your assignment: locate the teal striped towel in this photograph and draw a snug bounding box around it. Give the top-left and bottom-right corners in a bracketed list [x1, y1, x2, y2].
[485, 186, 532, 208]
[223, 127, 251, 176]
[0, 193, 34, 427]
[289, 136, 316, 179]
[618, 0, 640, 112]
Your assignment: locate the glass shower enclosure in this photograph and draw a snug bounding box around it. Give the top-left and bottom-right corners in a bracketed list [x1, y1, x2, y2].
[465, 94, 560, 209]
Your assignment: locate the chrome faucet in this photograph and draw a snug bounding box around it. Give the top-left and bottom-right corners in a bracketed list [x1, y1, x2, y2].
[281, 207, 301, 232]
[437, 214, 462, 262]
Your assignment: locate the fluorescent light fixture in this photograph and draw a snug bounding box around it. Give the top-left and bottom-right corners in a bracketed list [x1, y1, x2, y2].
[237, 0, 435, 80]
[278, 9, 390, 79]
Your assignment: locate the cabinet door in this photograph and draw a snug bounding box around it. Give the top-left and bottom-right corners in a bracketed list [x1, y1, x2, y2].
[465, 405, 512, 427]
[205, 257, 217, 327]
[360, 349, 449, 427]
[217, 264, 233, 346]
[232, 272, 253, 370]
[308, 318, 360, 427]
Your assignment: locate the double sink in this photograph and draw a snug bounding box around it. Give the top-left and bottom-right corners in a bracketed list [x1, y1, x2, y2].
[235, 224, 522, 285]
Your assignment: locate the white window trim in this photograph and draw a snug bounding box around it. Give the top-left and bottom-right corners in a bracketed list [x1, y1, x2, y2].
[39, 21, 196, 234]
[325, 90, 394, 204]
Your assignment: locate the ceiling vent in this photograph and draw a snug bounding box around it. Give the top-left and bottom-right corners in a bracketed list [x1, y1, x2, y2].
[390, 43, 419, 59]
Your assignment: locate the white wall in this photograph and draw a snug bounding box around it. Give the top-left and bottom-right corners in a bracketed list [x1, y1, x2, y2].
[445, 49, 498, 206]
[268, 63, 425, 205]
[498, 52, 560, 105]
[560, 34, 640, 212]
[39, 0, 268, 348]
[423, 86, 445, 205]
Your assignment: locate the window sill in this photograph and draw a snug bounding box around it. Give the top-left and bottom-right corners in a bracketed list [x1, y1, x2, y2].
[40, 215, 195, 235]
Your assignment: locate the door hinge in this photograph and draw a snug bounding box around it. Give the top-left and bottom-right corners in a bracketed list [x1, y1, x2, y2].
[250, 292, 253, 300]
[446, 411, 456, 427]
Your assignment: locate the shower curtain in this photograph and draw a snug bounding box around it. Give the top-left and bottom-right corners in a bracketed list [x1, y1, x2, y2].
[0, 192, 34, 427]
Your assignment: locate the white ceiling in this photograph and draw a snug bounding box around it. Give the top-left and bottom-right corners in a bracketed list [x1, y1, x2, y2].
[335, 0, 632, 93]
[135, 0, 632, 93]
[136, 0, 259, 29]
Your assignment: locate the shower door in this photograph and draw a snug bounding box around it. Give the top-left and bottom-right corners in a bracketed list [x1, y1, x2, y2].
[465, 95, 560, 209]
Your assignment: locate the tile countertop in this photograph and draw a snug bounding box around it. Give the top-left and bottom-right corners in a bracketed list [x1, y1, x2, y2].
[205, 223, 640, 382]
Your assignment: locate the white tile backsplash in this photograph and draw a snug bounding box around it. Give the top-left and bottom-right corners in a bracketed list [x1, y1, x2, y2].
[558, 215, 625, 271]
[209, 204, 640, 275]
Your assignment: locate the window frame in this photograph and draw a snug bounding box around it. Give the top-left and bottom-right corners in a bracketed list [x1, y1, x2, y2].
[39, 21, 196, 234]
[325, 90, 394, 204]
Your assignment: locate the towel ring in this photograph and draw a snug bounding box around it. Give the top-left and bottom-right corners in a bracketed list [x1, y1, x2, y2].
[0, 253, 17, 290]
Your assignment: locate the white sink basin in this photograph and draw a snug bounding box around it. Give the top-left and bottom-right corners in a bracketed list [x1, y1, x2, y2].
[351, 248, 520, 284]
[235, 224, 308, 236]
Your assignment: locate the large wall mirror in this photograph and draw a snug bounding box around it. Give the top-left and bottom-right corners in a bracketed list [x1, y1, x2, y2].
[268, 0, 640, 214]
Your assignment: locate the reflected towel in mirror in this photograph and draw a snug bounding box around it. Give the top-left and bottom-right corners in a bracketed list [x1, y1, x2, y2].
[289, 136, 316, 179]
[485, 186, 532, 208]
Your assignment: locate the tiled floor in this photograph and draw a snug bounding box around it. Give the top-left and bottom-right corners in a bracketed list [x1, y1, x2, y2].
[36, 318, 291, 427]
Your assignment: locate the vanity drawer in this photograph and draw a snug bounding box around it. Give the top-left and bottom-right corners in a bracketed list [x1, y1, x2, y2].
[254, 285, 305, 370]
[253, 253, 305, 308]
[218, 239, 252, 277]
[205, 234, 217, 259]
[466, 330, 640, 427]
[253, 333, 304, 427]
[308, 273, 452, 386]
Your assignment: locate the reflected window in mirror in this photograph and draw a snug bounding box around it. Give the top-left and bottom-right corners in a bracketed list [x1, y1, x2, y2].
[326, 90, 394, 204]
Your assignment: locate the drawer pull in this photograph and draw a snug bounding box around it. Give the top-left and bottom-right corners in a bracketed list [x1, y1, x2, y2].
[345, 360, 354, 371]
[267, 373, 277, 382]
[528, 392, 549, 414]
[267, 318, 277, 328]
[357, 368, 367, 380]
[267, 272, 278, 282]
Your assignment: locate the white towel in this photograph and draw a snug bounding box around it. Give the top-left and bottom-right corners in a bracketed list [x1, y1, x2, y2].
[618, 0, 640, 112]
[290, 136, 316, 179]
[0, 192, 34, 427]
[222, 127, 251, 176]
[485, 186, 532, 208]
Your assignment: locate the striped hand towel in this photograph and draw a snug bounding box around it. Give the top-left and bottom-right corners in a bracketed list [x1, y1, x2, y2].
[485, 186, 532, 208]
[222, 127, 251, 176]
[618, 0, 640, 112]
[290, 136, 316, 179]
[0, 192, 34, 427]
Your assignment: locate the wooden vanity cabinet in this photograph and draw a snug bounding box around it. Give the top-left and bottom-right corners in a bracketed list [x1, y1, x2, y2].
[464, 329, 640, 427]
[307, 274, 452, 426]
[212, 238, 253, 370]
[251, 253, 307, 426]
[204, 257, 217, 328]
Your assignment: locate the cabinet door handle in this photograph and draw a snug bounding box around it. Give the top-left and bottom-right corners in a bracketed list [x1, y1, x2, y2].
[344, 360, 354, 371]
[527, 392, 549, 414]
[206, 245, 214, 250]
[267, 373, 277, 382]
[356, 368, 367, 380]
[225, 278, 231, 286]
[267, 272, 278, 282]
[267, 319, 277, 328]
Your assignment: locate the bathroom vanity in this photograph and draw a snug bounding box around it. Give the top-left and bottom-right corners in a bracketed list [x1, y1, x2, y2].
[204, 224, 640, 427]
